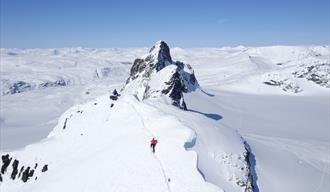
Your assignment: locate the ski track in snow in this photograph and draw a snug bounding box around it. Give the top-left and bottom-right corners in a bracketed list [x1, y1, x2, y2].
[128, 97, 172, 192]
[126, 96, 224, 192]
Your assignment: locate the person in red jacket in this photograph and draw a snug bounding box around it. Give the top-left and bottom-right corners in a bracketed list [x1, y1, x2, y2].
[150, 138, 158, 153]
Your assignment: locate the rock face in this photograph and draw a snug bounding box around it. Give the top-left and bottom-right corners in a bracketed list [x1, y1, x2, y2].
[0, 154, 48, 183]
[1, 154, 12, 174]
[1, 78, 70, 96]
[123, 41, 198, 109]
[263, 73, 303, 93]
[293, 63, 330, 88]
[263, 79, 302, 93]
[263, 62, 329, 93]
[5, 81, 33, 95]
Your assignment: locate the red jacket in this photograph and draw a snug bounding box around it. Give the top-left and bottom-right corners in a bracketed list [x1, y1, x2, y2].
[150, 138, 158, 145]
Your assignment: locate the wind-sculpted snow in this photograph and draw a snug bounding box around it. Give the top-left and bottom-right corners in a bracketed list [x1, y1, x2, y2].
[0, 94, 224, 192]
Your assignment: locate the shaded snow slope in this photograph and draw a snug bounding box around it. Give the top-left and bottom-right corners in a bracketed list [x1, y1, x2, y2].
[183, 89, 330, 192]
[175, 45, 329, 191]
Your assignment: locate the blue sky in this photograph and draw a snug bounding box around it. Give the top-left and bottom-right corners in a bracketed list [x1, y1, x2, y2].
[1, 0, 329, 48]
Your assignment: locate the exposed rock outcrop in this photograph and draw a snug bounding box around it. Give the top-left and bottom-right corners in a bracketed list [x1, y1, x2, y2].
[293, 63, 330, 88]
[123, 41, 198, 109]
[10, 159, 19, 180]
[21, 166, 34, 183]
[1, 78, 70, 96]
[4, 81, 34, 95]
[263, 73, 302, 93]
[39, 79, 69, 88]
[1, 154, 12, 174]
[41, 164, 48, 172]
[0, 153, 48, 183]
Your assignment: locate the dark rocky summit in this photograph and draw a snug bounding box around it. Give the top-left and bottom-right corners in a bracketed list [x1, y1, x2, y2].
[123, 41, 198, 110]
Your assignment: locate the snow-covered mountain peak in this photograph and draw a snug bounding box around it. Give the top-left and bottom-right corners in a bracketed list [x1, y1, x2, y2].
[145, 40, 173, 70]
[130, 41, 173, 78]
[123, 41, 199, 109]
[1, 45, 329, 192]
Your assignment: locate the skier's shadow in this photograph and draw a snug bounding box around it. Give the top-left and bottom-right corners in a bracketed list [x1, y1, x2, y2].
[188, 109, 223, 121]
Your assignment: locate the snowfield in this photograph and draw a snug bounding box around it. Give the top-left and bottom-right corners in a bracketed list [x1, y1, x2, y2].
[0, 44, 329, 192]
[0, 48, 146, 150]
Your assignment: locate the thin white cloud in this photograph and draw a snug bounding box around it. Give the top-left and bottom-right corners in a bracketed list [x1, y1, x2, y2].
[217, 19, 228, 24]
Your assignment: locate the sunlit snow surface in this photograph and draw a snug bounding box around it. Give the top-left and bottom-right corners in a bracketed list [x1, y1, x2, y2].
[0, 46, 329, 192]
